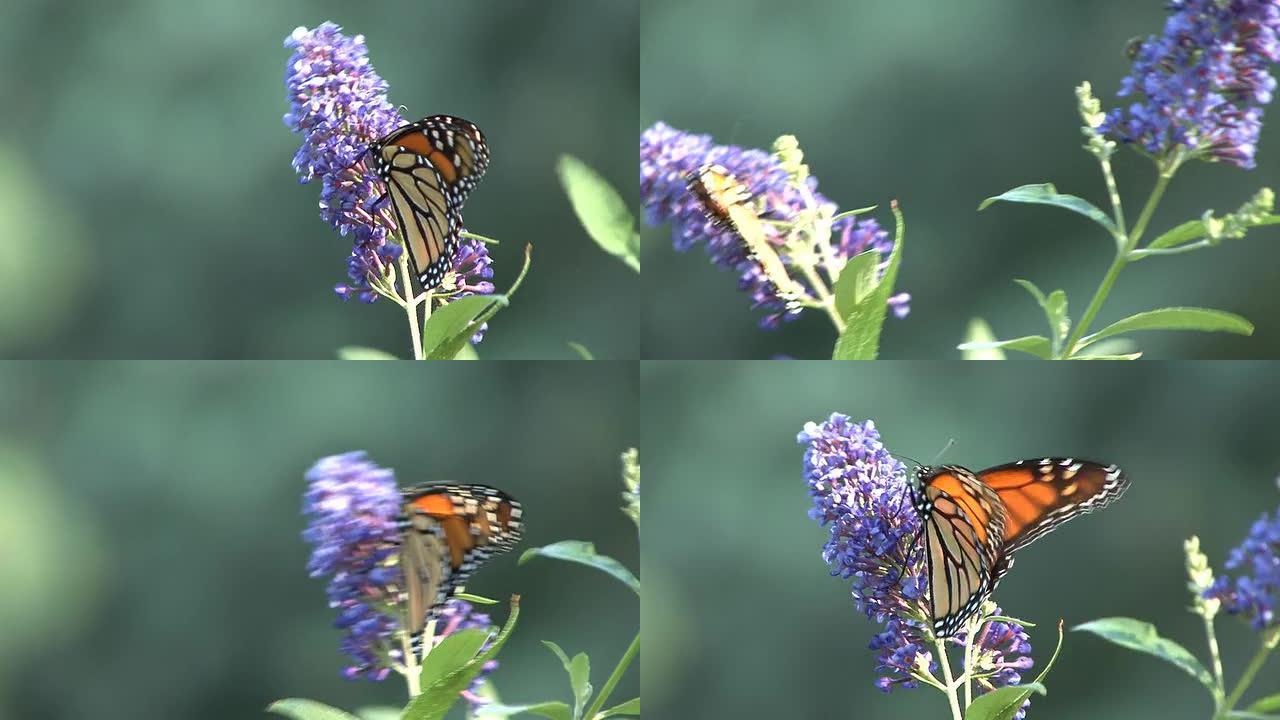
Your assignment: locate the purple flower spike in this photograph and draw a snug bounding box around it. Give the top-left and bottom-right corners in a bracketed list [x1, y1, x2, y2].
[799, 414, 929, 690]
[641, 123, 908, 327]
[302, 451, 403, 680]
[284, 23, 495, 319]
[1103, 0, 1280, 169]
[1206, 502, 1280, 631]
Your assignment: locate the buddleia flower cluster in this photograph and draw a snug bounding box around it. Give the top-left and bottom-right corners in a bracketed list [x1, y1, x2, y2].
[301, 451, 498, 704]
[283, 22, 494, 308]
[640, 123, 908, 328]
[1103, 0, 1280, 169]
[798, 414, 1032, 716]
[1206, 500, 1280, 631]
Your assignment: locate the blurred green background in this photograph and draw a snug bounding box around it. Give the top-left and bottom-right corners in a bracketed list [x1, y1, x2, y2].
[0, 361, 638, 719]
[642, 361, 1280, 718]
[641, 0, 1280, 359]
[0, 0, 638, 359]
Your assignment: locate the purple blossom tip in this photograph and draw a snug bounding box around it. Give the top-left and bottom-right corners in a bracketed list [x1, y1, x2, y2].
[1103, 0, 1280, 168]
[1206, 502, 1280, 630]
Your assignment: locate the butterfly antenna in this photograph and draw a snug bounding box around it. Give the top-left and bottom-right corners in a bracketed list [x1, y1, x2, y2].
[930, 439, 956, 466]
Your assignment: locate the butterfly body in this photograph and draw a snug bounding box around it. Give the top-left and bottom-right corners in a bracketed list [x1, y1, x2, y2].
[369, 115, 490, 289]
[909, 458, 1127, 636]
[396, 482, 521, 638]
[685, 163, 755, 233]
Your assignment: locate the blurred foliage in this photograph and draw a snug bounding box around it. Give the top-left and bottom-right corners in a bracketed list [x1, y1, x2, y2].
[0, 361, 637, 719]
[642, 361, 1280, 718]
[641, 0, 1280, 358]
[0, 0, 637, 359]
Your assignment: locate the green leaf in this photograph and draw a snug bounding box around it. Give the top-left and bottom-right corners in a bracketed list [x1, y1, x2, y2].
[1073, 617, 1215, 692]
[470, 702, 573, 720]
[1073, 337, 1139, 358]
[1147, 218, 1207, 250]
[404, 599, 521, 720]
[567, 342, 594, 360]
[963, 683, 1047, 720]
[569, 654, 591, 719]
[1248, 694, 1280, 713]
[832, 249, 881, 320]
[267, 699, 361, 720]
[595, 698, 640, 719]
[960, 318, 1006, 360]
[355, 708, 401, 720]
[956, 335, 1052, 359]
[556, 155, 639, 272]
[420, 628, 491, 688]
[542, 640, 572, 668]
[454, 343, 479, 360]
[983, 615, 1038, 629]
[1014, 279, 1070, 355]
[543, 642, 592, 720]
[979, 183, 1120, 239]
[1230, 713, 1280, 720]
[1076, 307, 1254, 352]
[336, 346, 398, 361]
[454, 592, 499, 605]
[422, 295, 509, 360]
[832, 202, 905, 360]
[519, 541, 639, 594]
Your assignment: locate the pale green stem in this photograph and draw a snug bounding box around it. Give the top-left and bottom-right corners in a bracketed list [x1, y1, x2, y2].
[400, 630, 421, 698]
[936, 639, 965, 720]
[584, 632, 639, 719]
[1218, 627, 1280, 717]
[795, 181, 841, 273]
[1063, 167, 1174, 357]
[963, 619, 977, 709]
[1099, 157, 1127, 234]
[397, 250, 424, 360]
[1204, 616, 1226, 706]
[797, 261, 846, 333]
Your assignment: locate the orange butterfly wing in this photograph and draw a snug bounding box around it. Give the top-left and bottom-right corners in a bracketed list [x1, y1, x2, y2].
[977, 458, 1127, 554]
[913, 459, 1127, 636]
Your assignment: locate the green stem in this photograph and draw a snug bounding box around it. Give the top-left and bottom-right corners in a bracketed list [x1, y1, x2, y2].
[963, 618, 978, 709]
[1100, 158, 1127, 234]
[936, 638, 965, 720]
[397, 250, 424, 360]
[400, 630, 421, 698]
[1063, 168, 1173, 356]
[1203, 615, 1226, 707]
[1219, 627, 1280, 717]
[584, 632, 639, 720]
[797, 262, 846, 334]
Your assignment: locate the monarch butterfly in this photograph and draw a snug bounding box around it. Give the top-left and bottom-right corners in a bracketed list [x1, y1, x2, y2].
[396, 483, 521, 643]
[908, 458, 1128, 637]
[369, 115, 490, 289]
[685, 163, 756, 233]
